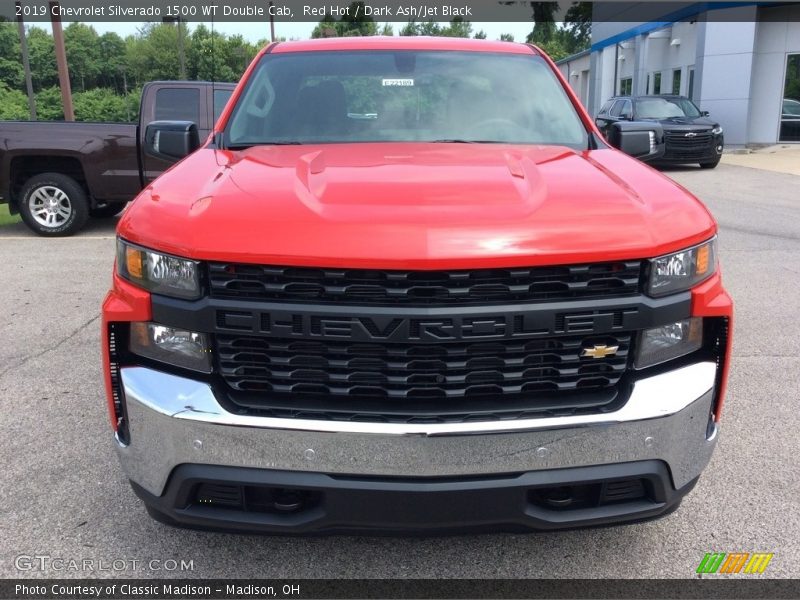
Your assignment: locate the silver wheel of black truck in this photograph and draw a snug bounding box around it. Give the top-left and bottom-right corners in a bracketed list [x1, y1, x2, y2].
[19, 173, 90, 237]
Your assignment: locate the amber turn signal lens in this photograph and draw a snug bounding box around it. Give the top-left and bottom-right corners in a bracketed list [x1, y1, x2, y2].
[125, 247, 143, 279]
[696, 244, 710, 275]
[129, 321, 150, 348]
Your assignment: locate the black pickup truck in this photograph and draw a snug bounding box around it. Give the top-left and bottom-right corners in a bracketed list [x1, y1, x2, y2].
[0, 81, 235, 236]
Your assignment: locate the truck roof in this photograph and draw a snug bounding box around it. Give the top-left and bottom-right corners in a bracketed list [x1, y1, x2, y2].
[270, 36, 537, 55]
[144, 80, 236, 88]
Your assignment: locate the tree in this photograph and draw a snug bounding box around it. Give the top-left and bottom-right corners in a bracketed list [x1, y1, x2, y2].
[0, 23, 24, 90]
[126, 23, 183, 87]
[400, 19, 478, 38]
[339, 2, 378, 36]
[73, 88, 128, 121]
[64, 23, 102, 91]
[399, 20, 419, 36]
[97, 32, 127, 92]
[0, 82, 29, 120]
[311, 15, 339, 38]
[499, 33, 515, 42]
[564, 2, 592, 51]
[35, 86, 64, 120]
[440, 18, 473, 37]
[225, 34, 259, 77]
[417, 21, 443, 35]
[380, 23, 394, 36]
[526, 2, 559, 45]
[187, 25, 237, 82]
[26, 26, 58, 91]
[473, 30, 487, 39]
[523, 1, 590, 60]
[311, 3, 378, 38]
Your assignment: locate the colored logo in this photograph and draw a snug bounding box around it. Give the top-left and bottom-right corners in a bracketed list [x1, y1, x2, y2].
[697, 552, 774, 574]
[581, 344, 619, 359]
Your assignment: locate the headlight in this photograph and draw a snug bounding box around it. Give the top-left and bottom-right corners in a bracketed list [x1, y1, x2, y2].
[129, 322, 211, 373]
[647, 238, 716, 297]
[635, 318, 703, 369]
[117, 238, 200, 299]
[711, 126, 723, 135]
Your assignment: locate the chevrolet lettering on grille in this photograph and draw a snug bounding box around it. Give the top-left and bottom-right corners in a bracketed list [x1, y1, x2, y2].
[214, 307, 639, 342]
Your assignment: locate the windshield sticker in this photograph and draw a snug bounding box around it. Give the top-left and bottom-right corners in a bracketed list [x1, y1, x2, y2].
[382, 78, 414, 87]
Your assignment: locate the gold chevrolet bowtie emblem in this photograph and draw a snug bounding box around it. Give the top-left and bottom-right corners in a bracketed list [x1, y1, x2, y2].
[581, 344, 619, 359]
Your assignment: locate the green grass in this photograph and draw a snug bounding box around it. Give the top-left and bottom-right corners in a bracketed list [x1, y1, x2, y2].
[0, 204, 21, 226]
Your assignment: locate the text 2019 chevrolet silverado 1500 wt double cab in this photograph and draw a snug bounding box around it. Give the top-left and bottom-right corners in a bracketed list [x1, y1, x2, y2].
[102, 37, 732, 534]
[0, 81, 234, 236]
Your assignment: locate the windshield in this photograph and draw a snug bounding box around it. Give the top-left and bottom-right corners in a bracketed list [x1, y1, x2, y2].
[224, 51, 587, 148]
[636, 97, 702, 119]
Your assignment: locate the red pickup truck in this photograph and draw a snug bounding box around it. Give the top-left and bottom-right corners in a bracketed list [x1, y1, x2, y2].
[102, 37, 732, 533]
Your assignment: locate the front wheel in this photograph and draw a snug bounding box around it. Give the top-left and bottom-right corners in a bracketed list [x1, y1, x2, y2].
[699, 157, 721, 169]
[18, 173, 89, 236]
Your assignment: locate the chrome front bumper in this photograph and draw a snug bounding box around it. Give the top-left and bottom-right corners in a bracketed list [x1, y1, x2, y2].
[117, 362, 719, 497]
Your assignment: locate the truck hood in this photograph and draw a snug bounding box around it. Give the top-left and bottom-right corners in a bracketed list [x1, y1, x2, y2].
[642, 116, 721, 133]
[118, 143, 716, 268]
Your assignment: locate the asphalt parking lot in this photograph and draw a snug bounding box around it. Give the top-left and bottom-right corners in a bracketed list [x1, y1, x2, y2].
[0, 161, 798, 579]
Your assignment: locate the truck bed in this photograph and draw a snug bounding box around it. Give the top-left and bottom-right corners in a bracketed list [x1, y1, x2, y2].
[0, 120, 140, 203]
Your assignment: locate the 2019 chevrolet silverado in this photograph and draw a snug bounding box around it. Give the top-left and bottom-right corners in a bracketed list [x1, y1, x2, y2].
[595, 95, 724, 169]
[0, 81, 234, 236]
[102, 37, 733, 534]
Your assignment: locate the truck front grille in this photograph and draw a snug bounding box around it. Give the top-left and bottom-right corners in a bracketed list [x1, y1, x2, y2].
[208, 261, 642, 306]
[664, 131, 713, 159]
[215, 331, 632, 422]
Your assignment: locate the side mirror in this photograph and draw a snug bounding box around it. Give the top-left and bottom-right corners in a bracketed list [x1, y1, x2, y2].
[700, 110, 710, 117]
[608, 121, 665, 160]
[144, 121, 200, 161]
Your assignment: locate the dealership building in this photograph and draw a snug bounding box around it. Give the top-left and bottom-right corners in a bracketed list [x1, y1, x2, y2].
[556, 3, 800, 146]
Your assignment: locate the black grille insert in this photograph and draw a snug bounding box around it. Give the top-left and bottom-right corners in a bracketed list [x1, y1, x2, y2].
[664, 131, 714, 159]
[215, 332, 632, 422]
[529, 477, 649, 511]
[208, 262, 643, 306]
[192, 482, 320, 514]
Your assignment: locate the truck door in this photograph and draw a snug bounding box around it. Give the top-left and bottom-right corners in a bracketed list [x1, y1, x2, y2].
[141, 85, 207, 184]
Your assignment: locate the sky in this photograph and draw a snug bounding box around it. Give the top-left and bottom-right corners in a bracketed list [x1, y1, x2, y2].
[84, 20, 536, 44]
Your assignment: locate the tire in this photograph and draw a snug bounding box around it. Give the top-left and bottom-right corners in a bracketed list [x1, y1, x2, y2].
[89, 203, 125, 219]
[699, 157, 721, 169]
[18, 173, 89, 237]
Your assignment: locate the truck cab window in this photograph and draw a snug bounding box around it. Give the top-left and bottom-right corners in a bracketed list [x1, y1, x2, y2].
[155, 88, 200, 123]
[213, 89, 233, 123]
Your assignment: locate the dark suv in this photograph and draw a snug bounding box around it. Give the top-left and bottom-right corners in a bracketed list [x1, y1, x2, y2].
[595, 95, 724, 169]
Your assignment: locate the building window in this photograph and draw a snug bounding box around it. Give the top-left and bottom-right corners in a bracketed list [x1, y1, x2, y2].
[688, 67, 695, 100]
[780, 53, 800, 142]
[653, 72, 662, 95]
[673, 69, 682, 95]
[619, 77, 633, 96]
